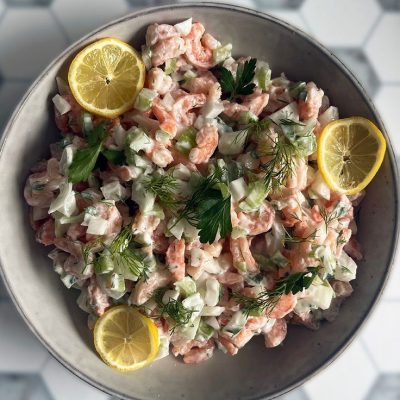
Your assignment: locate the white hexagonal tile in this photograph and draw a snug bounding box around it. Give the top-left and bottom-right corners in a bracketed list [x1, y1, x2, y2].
[0, 302, 49, 372]
[301, 0, 381, 47]
[41, 357, 110, 400]
[303, 340, 377, 400]
[374, 85, 400, 155]
[0, 8, 67, 80]
[365, 14, 400, 83]
[51, 0, 129, 42]
[178, 0, 257, 7]
[258, 9, 310, 33]
[0, 81, 30, 132]
[253, 0, 305, 8]
[361, 301, 400, 373]
[381, 248, 400, 301]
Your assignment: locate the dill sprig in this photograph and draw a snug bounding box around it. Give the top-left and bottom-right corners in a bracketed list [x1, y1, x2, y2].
[233, 118, 271, 145]
[154, 289, 195, 332]
[82, 237, 103, 266]
[142, 173, 180, 209]
[178, 165, 232, 244]
[284, 227, 318, 244]
[320, 203, 349, 231]
[260, 133, 297, 192]
[234, 267, 320, 317]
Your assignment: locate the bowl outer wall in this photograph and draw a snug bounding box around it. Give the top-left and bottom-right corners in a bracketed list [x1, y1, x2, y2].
[0, 3, 398, 400]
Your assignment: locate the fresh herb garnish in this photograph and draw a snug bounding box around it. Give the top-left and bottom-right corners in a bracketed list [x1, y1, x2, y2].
[68, 123, 106, 183]
[320, 203, 349, 231]
[284, 227, 318, 244]
[218, 58, 257, 100]
[233, 118, 271, 145]
[154, 289, 195, 332]
[260, 132, 297, 192]
[142, 173, 180, 209]
[279, 118, 306, 127]
[102, 149, 126, 166]
[234, 267, 320, 317]
[178, 165, 232, 244]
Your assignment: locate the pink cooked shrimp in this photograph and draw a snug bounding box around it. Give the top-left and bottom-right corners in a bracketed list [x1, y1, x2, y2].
[152, 221, 170, 254]
[241, 90, 270, 116]
[264, 318, 287, 348]
[229, 328, 254, 348]
[183, 71, 217, 94]
[108, 164, 140, 182]
[145, 140, 173, 168]
[146, 68, 174, 95]
[151, 36, 186, 67]
[87, 276, 110, 316]
[217, 271, 244, 288]
[92, 202, 122, 236]
[230, 236, 259, 274]
[152, 98, 177, 136]
[245, 316, 268, 331]
[203, 240, 223, 257]
[269, 293, 297, 319]
[188, 123, 218, 164]
[184, 22, 214, 69]
[130, 270, 172, 305]
[217, 335, 238, 356]
[172, 93, 207, 126]
[298, 82, 324, 121]
[183, 340, 215, 364]
[237, 202, 275, 236]
[166, 239, 186, 282]
[36, 218, 55, 246]
[146, 23, 178, 47]
[132, 213, 160, 238]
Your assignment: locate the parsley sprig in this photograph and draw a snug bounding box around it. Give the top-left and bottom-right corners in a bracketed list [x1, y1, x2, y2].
[218, 58, 257, 100]
[234, 267, 320, 317]
[178, 166, 232, 244]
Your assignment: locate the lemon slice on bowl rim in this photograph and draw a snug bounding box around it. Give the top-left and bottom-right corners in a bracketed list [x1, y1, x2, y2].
[317, 116, 386, 195]
[94, 305, 159, 372]
[68, 37, 145, 119]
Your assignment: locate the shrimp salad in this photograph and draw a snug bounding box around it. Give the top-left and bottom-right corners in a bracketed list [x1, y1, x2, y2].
[24, 19, 364, 364]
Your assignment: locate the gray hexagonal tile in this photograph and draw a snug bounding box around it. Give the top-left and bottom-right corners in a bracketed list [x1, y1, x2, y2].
[41, 358, 110, 400]
[0, 374, 53, 400]
[301, 0, 381, 47]
[365, 14, 400, 83]
[0, 302, 49, 373]
[253, 0, 304, 8]
[52, 0, 129, 42]
[331, 48, 380, 97]
[366, 374, 400, 400]
[0, 0, 4, 16]
[0, 8, 68, 79]
[5, 0, 53, 6]
[377, 0, 400, 10]
[178, 0, 258, 7]
[258, 9, 309, 32]
[0, 81, 30, 133]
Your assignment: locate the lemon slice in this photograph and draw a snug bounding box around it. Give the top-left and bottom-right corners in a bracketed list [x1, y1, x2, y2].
[68, 37, 145, 119]
[94, 305, 159, 371]
[317, 116, 386, 195]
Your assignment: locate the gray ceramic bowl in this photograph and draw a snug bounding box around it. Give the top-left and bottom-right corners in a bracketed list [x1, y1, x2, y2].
[0, 3, 398, 400]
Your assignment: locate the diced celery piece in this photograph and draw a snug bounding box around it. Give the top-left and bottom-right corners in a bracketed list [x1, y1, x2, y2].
[175, 127, 197, 155]
[213, 43, 232, 64]
[238, 110, 258, 125]
[195, 319, 215, 341]
[95, 251, 114, 274]
[134, 88, 158, 112]
[164, 58, 177, 75]
[141, 45, 152, 70]
[239, 180, 268, 212]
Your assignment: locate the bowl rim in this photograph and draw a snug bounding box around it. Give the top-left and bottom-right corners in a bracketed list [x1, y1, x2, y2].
[0, 2, 398, 399]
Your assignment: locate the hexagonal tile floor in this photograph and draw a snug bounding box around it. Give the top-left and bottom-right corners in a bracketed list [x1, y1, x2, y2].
[0, 1, 399, 400]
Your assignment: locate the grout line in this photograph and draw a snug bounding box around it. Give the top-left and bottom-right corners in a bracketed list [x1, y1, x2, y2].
[48, 7, 71, 45]
[361, 9, 383, 48]
[359, 337, 381, 372]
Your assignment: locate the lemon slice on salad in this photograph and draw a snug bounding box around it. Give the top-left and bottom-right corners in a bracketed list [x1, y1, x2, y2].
[68, 37, 145, 119]
[317, 116, 386, 195]
[94, 305, 159, 371]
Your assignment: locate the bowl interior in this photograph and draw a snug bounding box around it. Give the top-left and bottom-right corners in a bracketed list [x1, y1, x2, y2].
[0, 4, 397, 400]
